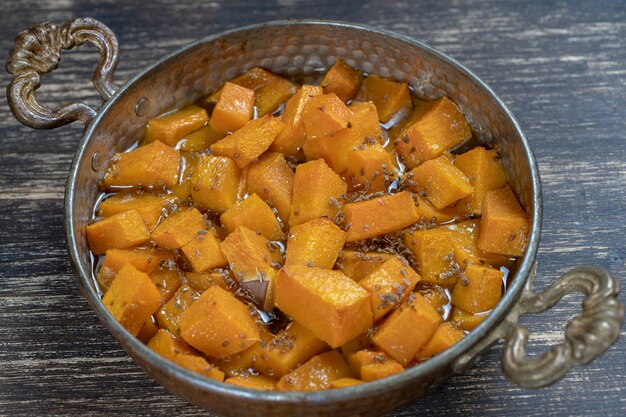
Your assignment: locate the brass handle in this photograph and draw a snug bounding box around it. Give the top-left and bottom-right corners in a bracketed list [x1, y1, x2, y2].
[6, 17, 119, 128]
[501, 265, 623, 388]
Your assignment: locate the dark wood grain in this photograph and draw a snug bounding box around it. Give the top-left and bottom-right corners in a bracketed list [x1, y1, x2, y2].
[0, 0, 624, 416]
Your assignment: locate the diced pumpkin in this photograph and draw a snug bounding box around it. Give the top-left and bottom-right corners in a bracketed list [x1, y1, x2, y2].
[288, 159, 347, 227]
[477, 186, 530, 257]
[337, 251, 394, 282]
[217, 328, 273, 377]
[86, 209, 150, 255]
[180, 285, 261, 357]
[247, 152, 294, 221]
[185, 271, 233, 293]
[415, 322, 465, 361]
[226, 375, 277, 390]
[345, 142, 396, 193]
[347, 349, 403, 381]
[97, 247, 174, 292]
[370, 293, 441, 366]
[407, 155, 473, 209]
[454, 147, 508, 215]
[444, 220, 514, 269]
[156, 285, 199, 336]
[451, 307, 488, 331]
[301, 93, 351, 139]
[256, 321, 328, 377]
[181, 232, 228, 273]
[220, 226, 280, 281]
[276, 350, 352, 391]
[150, 269, 182, 306]
[228, 67, 297, 116]
[137, 317, 159, 344]
[179, 124, 225, 152]
[321, 59, 362, 102]
[191, 155, 241, 213]
[275, 265, 373, 348]
[357, 75, 411, 123]
[220, 194, 284, 241]
[150, 208, 207, 249]
[330, 378, 364, 388]
[174, 354, 226, 381]
[103, 140, 180, 189]
[340, 333, 373, 357]
[451, 264, 503, 314]
[403, 227, 458, 287]
[417, 285, 451, 317]
[211, 115, 285, 168]
[102, 263, 161, 336]
[359, 256, 421, 321]
[208, 82, 255, 134]
[343, 190, 419, 242]
[271, 85, 324, 156]
[395, 97, 471, 168]
[170, 151, 198, 201]
[285, 218, 346, 269]
[144, 105, 209, 146]
[414, 195, 458, 225]
[97, 192, 167, 231]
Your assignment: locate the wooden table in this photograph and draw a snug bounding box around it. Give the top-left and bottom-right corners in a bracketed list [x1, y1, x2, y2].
[1, 1, 624, 415]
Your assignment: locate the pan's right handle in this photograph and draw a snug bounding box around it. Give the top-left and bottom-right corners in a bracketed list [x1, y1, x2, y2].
[6, 17, 119, 129]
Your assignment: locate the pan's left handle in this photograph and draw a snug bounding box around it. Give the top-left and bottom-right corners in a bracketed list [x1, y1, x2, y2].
[6, 17, 118, 128]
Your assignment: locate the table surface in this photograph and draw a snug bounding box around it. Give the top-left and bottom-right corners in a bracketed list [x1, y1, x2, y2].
[1, 0, 624, 416]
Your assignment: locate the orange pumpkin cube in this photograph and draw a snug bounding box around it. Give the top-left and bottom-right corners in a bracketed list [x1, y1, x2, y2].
[370, 293, 441, 365]
[170, 151, 198, 201]
[149, 269, 182, 306]
[395, 97, 471, 168]
[209, 82, 255, 134]
[477, 186, 530, 257]
[137, 317, 159, 344]
[103, 140, 180, 189]
[414, 195, 458, 225]
[97, 192, 167, 231]
[359, 256, 421, 321]
[150, 208, 206, 249]
[343, 190, 420, 242]
[340, 333, 373, 357]
[288, 159, 347, 227]
[228, 67, 297, 116]
[330, 378, 364, 388]
[407, 155, 473, 209]
[144, 105, 209, 146]
[275, 265, 373, 348]
[174, 354, 226, 381]
[226, 375, 277, 390]
[337, 251, 394, 282]
[191, 155, 241, 213]
[220, 193, 284, 241]
[156, 285, 199, 336]
[418, 285, 451, 317]
[285, 218, 346, 269]
[86, 209, 150, 255]
[454, 147, 508, 215]
[321, 59, 363, 102]
[345, 142, 396, 193]
[180, 285, 261, 357]
[357, 75, 411, 123]
[181, 232, 228, 273]
[246, 152, 294, 221]
[97, 248, 175, 292]
[451, 307, 488, 331]
[404, 227, 458, 287]
[220, 226, 280, 281]
[185, 271, 233, 293]
[179, 124, 225, 152]
[211, 115, 285, 168]
[415, 322, 465, 361]
[451, 264, 503, 314]
[276, 350, 352, 391]
[347, 349, 403, 381]
[445, 220, 514, 269]
[271, 85, 324, 156]
[102, 263, 161, 336]
[301, 93, 352, 139]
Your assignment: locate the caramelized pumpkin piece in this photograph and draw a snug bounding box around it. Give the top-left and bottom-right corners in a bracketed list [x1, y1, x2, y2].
[137, 317, 159, 344]
[149, 268, 182, 306]
[322, 59, 363, 102]
[343, 190, 419, 242]
[276, 350, 352, 391]
[179, 124, 225, 152]
[445, 220, 514, 269]
[454, 147, 507, 215]
[330, 377, 364, 388]
[359, 256, 421, 321]
[275, 265, 373, 348]
[229, 67, 297, 116]
[477, 186, 530, 257]
[103, 140, 180, 189]
[209, 82, 255, 134]
[451, 264, 503, 314]
[347, 349, 404, 382]
[345, 142, 396, 193]
[181, 232, 228, 273]
[191, 155, 241, 213]
[144, 105, 209, 146]
[86, 209, 150, 255]
[357, 75, 411, 123]
[415, 322, 465, 361]
[226, 375, 277, 390]
[220, 193, 284, 241]
[285, 218, 346, 269]
[403, 227, 458, 287]
[102, 263, 161, 336]
[180, 285, 261, 357]
[288, 159, 347, 227]
[151, 208, 206, 249]
[156, 285, 198, 336]
[451, 307, 488, 331]
[414, 195, 458, 225]
[97, 248, 175, 292]
[97, 192, 167, 231]
[185, 271, 232, 293]
[247, 152, 294, 221]
[211, 115, 285, 168]
[395, 97, 471, 168]
[301, 93, 351, 139]
[370, 293, 440, 365]
[337, 251, 394, 282]
[407, 155, 473, 209]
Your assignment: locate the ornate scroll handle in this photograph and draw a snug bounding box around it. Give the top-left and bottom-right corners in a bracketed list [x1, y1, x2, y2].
[6, 17, 119, 128]
[501, 265, 623, 388]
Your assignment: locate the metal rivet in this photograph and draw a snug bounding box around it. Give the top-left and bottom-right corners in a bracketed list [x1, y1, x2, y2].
[91, 152, 101, 172]
[135, 98, 150, 117]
